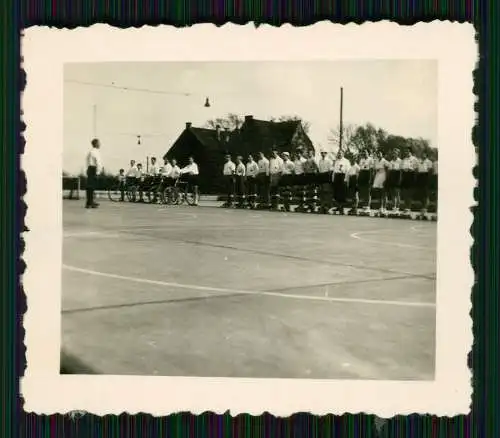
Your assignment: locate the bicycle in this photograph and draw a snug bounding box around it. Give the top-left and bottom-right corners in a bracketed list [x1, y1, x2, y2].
[107, 178, 127, 202]
[162, 178, 197, 206]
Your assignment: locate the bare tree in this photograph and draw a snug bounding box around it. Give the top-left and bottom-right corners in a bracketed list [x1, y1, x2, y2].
[205, 113, 244, 130]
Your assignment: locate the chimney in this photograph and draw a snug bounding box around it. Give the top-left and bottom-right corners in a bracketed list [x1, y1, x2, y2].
[245, 115, 254, 122]
[186, 122, 192, 129]
[216, 124, 221, 141]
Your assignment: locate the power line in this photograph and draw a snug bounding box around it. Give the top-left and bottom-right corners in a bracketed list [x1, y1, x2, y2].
[64, 79, 199, 97]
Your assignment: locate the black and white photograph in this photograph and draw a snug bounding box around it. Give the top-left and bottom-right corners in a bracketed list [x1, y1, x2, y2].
[61, 60, 438, 379]
[22, 23, 474, 416]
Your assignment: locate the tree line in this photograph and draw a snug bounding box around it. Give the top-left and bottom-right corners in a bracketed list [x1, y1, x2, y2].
[328, 122, 437, 161]
[205, 113, 436, 160]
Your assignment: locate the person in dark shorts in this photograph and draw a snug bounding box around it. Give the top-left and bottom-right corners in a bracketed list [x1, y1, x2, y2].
[180, 156, 200, 205]
[347, 157, 360, 215]
[269, 149, 284, 210]
[117, 168, 126, 201]
[387, 148, 403, 213]
[357, 150, 374, 213]
[135, 163, 146, 202]
[332, 150, 351, 214]
[280, 152, 295, 211]
[303, 150, 319, 212]
[222, 154, 236, 207]
[317, 151, 333, 213]
[400, 149, 419, 216]
[292, 151, 307, 211]
[416, 152, 433, 217]
[235, 156, 247, 208]
[84, 138, 102, 208]
[256, 152, 270, 209]
[245, 154, 259, 209]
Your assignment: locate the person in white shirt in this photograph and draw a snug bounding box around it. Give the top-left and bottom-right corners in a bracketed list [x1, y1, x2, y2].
[386, 148, 403, 212]
[291, 151, 307, 211]
[245, 154, 259, 208]
[170, 159, 181, 180]
[222, 154, 236, 207]
[85, 138, 103, 208]
[180, 156, 200, 205]
[269, 149, 284, 210]
[317, 151, 333, 175]
[134, 162, 146, 202]
[293, 151, 306, 176]
[347, 156, 361, 214]
[357, 150, 374, 211]
[126, 159, 138, 178]
[369, 150, 390, 214]
[400, 149, 419, 214]
[144, 157, 162, 203]
[160, 157, 174, 188]
[332, 150, 351, 214]
[317, 151, 334, 213]
[149, 157, 160, 176]
[302, 149, 320, 212]
[256, 152, 270, 208]
[235, 156, 247, 208]
[280, 152, 295, 211]
[416, 152, 433, 216]
[125, 159, 139, 201]
[117, 168, 126, 202]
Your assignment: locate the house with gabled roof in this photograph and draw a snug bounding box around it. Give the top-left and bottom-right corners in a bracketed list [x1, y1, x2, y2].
[164, 115, 315, 193]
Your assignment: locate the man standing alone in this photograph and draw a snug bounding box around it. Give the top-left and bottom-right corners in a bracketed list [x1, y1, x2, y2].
[85, 138, 102, 209]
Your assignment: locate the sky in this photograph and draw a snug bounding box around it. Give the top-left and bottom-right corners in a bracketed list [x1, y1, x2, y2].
[64, 61, 437, 175]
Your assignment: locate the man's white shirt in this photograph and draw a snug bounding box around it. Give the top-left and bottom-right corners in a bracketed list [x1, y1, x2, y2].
[269, 156, 284, 175]
[235, 162, 246, 176]
[246, 161, 259, 177]
[293, 157, 306, 175]
[149, 164, 160, 176]
[223, 161, 236, 176]
[417, 158, 433, 173]
[161, 163, 173, 177]
[282, 160, 295, 175]
[170, 165, 181, 179]
[317, 157, 333, 173]
[257, 158, 270, 176]
[402, 155, 419, 171]
[180, 163, 199, 175]
[126, 165, 138, 178]
[86, 148, 103, 173]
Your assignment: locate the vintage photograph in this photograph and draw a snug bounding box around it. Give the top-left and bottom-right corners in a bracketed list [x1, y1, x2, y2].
[61, 60, 438, 380]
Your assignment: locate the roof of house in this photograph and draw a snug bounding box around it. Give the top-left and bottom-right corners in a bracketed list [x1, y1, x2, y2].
[188, 127, 235, 151]
[167, 116, 313, 161]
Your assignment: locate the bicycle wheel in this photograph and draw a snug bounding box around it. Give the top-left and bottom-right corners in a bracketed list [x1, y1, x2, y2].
[184, 189, 197, 206]
[161, 186, 173, 205]
[108, 184, 123, 202]
[126, 185, 138, 202]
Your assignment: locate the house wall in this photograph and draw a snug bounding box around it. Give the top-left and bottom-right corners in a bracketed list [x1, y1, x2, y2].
[165, 130, 225, 194]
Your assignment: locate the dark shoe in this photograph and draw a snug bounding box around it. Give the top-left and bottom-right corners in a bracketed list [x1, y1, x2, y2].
[91, 203, 99, 208]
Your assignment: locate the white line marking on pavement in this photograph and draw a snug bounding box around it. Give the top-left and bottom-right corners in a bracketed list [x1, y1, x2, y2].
[350, 230, 431, 250]
[62, 264, 435, 308]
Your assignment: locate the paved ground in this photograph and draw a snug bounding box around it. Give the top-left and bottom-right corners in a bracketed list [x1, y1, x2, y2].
[61, 199, 437, 380]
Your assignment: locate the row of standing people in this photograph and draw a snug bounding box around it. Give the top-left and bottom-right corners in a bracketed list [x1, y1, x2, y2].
[221, 147, 438, 216]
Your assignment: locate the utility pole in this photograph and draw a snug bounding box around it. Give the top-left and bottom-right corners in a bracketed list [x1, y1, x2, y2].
[339, 87, 344, 153]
